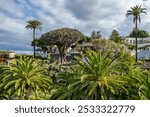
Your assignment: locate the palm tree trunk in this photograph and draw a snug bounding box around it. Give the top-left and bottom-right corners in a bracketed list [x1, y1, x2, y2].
[135, 20, 138, 62]
[33, 28, 36, 57]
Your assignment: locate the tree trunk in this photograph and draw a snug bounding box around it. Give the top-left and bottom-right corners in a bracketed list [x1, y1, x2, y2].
[33, 28, 36, 58]
[57, 45, 68, 64]
[47, 46, 51, 60]
[135, 19, 138, 62]
[57, 45, 64, 63]
[63, 46, 68, 62]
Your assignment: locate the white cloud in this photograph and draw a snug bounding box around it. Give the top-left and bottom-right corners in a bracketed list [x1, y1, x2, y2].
[0, 0, 150, 50]
[0, 0, 25, 18]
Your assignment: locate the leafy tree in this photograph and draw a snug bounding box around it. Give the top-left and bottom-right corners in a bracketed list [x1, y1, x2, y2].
[40, 28, 85, 63]
[128, 45, 135, 50]
[126, 5, 147, 62]
[92, 39, 135, 67]
[83, 36, 92, 42]
[91, 30, 101, 39]
[129, 28, 149, 38]
[32, 38, 48, 52]
[92, 39, 126, 54]
[0, 57, 51, 99]
[109, 29, 124, 44]
[25, 20, 42, 57]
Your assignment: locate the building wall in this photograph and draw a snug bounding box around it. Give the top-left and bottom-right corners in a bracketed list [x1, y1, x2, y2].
[126, 37, 150, 59]
[126, 37, 150, 45]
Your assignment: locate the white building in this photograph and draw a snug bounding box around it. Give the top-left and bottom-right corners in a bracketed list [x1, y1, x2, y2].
[125, 37, 150, 59]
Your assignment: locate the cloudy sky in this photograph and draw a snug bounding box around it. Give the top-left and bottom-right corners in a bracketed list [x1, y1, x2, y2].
[0, 0, 150, 51]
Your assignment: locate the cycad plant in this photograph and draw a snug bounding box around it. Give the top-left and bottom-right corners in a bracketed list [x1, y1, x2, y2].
[49, 65, 75, 100]
[1, 57, 51, 100]
[118, 63, 142, 99]
[138, 71, 150, 100]
[68, 50, 127, 100]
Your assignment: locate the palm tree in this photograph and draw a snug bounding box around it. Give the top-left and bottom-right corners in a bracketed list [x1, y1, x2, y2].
[126, 5, 147, 62]
[25, 20, 42, 57]
[68, 50, 127, 99]
[1, 57, 51, 99]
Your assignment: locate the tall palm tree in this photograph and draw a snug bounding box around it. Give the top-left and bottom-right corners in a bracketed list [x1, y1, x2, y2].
[25, 20, 42, 57]
[1, 57, 51, 99]
[126, 5, 147, 62]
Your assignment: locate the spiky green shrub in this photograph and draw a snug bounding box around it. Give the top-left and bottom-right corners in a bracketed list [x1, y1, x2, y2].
[0, 57, 51, 99]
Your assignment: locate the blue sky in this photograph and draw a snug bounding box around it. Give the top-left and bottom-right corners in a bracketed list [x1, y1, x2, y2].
[0, 0, 150, 51]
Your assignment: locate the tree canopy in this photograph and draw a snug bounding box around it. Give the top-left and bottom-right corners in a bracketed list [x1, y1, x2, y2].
[40, 28, 85, 63]
[126, 5, 147, 24]
[109, 29, 124, 44]
[91, 30, 102, 39]
[92, 39, 126, 53]
[129, 28, 149, 38]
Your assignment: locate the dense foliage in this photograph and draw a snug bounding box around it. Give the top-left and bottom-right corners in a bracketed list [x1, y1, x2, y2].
[92, 39, 126, 53]
[49, 50, 150, 100]
[129, 29, 149, 38]
[0, 48, 150, 100]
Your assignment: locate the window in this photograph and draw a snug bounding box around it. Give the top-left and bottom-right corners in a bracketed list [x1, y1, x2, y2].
[130, 40, 132, 44]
